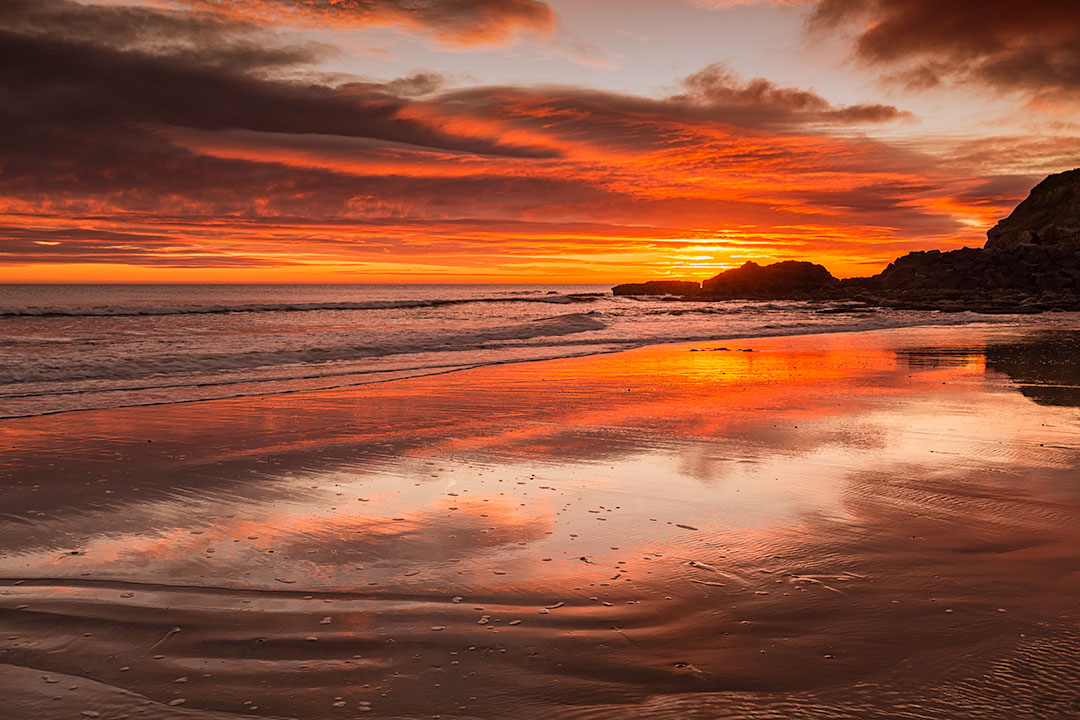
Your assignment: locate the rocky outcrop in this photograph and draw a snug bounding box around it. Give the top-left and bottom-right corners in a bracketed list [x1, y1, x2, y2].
[611, 170, 1080, 312]
[986, 169, 1080, 250]
[612, 280, 701, 296]
[841, 245, 1080, 311]
[700, 261, 840, 299]
[843, 171, 1080, 309]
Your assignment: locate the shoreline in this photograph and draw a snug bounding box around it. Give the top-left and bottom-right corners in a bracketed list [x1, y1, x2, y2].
[6, 311, 1075, 420]
[2, 322, 1079, 719]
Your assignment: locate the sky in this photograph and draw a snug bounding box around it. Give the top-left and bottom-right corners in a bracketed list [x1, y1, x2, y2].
[2, 0, 1079, 283]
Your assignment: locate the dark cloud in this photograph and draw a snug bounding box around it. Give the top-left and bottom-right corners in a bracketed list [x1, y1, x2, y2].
[382, 71, 450, 97]
[810, 0, 1080, 93]
[184, 0, 557, 46]
[677, 62, 910, 125]
[795, 180, 938, 213]
[0, 17, 554, 158]
[0, 0, 996, 276]
[433, 62, 910, 144]
[1, 0, 245, 44]
[0, 0, 567, 253]
[401, 71, 910, 186]
[0, 233, 289, 267]
[0, 0, 912, 218]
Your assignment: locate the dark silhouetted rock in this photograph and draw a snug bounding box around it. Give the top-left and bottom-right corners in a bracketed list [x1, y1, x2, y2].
[612, 280, 701, 296]
[611, 170, 1080, 312]
[986, 168, 1080, 250]
[840, 243, 1080, 311]
[701, 261, 840, 299]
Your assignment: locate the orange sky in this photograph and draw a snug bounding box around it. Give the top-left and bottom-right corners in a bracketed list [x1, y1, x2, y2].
[2, 0, 1079, 283]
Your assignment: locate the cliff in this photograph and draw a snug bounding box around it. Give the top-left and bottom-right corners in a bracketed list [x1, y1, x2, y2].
[842, 245, 1080, 311]
[611, 169, 1080, 312]
[986, 169, 1080, 250]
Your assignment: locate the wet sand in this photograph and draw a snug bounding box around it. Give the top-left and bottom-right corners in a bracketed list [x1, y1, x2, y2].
[2, 324, 1079, 719]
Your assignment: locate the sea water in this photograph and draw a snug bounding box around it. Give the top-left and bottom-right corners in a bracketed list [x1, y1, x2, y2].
[0, 283, 1006, 417]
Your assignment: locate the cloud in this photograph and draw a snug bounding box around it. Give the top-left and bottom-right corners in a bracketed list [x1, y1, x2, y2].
[676, 62, 910, 125]
[690, 0, 808, 7]
[808, 0, 1080, 94]
[0, 0, 1048, 281]
[0, 3, 556, 158]
[180, 0, 558, 47]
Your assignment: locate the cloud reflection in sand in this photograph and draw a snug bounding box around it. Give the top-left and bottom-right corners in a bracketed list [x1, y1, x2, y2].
[1, 325, 1079, 718]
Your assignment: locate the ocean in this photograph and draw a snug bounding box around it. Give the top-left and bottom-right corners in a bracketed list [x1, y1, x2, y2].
[0, 283, 1023, 418]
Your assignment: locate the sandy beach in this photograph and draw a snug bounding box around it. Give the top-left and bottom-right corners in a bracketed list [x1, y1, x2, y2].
[2, 323, 1079, 719]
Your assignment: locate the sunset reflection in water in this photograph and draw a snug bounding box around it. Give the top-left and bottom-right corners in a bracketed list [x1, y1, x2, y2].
[1, 325, 1078, 719]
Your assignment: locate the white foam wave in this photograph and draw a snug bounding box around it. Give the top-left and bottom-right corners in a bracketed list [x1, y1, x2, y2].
[0, 313, 607, 386]
[0, 293, 599, 317]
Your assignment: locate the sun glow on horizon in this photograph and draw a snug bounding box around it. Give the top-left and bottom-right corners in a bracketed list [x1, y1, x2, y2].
[2, 0, 1077, 282]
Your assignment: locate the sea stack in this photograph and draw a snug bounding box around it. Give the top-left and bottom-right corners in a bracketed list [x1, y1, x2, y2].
[700, 260, 840, 299]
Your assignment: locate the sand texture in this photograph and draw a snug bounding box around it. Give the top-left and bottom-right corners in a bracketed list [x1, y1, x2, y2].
[2, 325, 1079, 719]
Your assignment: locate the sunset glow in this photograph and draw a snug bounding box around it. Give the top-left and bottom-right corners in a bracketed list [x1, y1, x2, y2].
[4, 6, 1080, 712]
[3, 0, 1079, 282]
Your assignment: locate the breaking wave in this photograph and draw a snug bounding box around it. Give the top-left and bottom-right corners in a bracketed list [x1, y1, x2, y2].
[1, 282, 1047, 418]
[0, 294, 603, 318]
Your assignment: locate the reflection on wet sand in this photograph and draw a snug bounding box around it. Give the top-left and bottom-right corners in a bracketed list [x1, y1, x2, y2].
[1, 324, 1079, 719]
[985, 330, 1080, 407]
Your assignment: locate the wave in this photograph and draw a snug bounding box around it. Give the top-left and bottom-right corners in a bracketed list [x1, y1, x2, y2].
[0, 293, 602, 318]
[0, 311, 988, 402]
[0, 312, 608, 386]
[0, 348, 635, 419]
[0, 315, 1014, 420]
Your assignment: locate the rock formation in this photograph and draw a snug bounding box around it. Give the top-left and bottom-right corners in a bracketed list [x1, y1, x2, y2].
[986, 168, 1080, 250]
[612, 280, 701, 296]
[841, 245, 1080, 311]
[700, 261, 840, 299]
[611, 168, 1080, 312]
